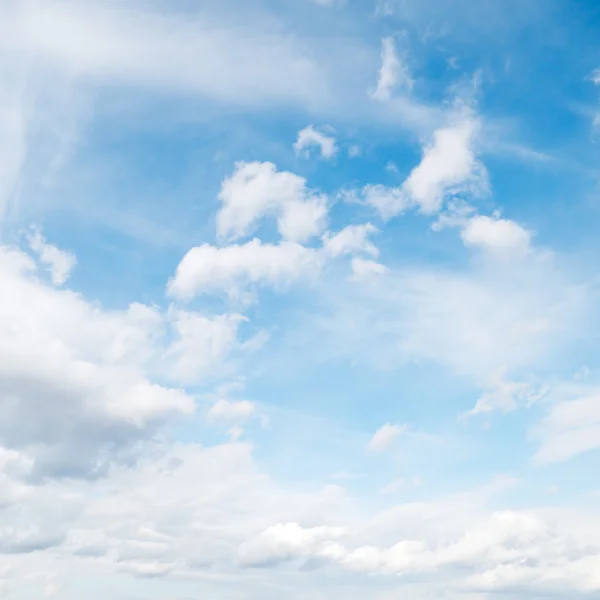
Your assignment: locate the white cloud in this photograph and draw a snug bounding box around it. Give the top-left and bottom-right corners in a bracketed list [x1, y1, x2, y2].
[371, 37, 413, 101]
[12, 1, 329, 110]
[461, 215, 532, 254]
[323, 223, 379, 258]
[27, 227, 76, 285]
[532, 384, 600, 464]
[351, 257, 388, 280]
[364, 114, 486, 218]
[362, 184, 410, 220]
[163, 310, 246, 385]
[277, 197, 328, 244]
[403, 115, 485, 214]
[0, 442, 353, 590]
[312, 255, 587, 384]
[217, 161, 328, 243]
[167, 239, 323, 301]
[368, 423, 407, 452]
[238, 522, 346, 567]
[208, 399, 256, 421]
[336, 508, 600, 590]
[0, 244, 196, 479]
[294, 125, 337, 159]
[466, 373, 545, 416]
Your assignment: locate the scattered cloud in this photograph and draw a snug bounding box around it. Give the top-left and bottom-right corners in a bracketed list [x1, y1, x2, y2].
[461, 214, 532, 255]
[217, 161, 328, 243]
[167, 239, 323, 301]
[466, 372, 546, 416]
[294, 125, 338, 159]
[368, 423, 408, 452]
[323, 223, 379, 258]
[363, 113, 486, 219]
[1, 2, 599, 599]
[371, 37, 413, 101]
[27, 227, 76, 286]
[402, 114, 486, 214]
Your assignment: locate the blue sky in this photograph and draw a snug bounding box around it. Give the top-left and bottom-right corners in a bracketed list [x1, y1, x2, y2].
[2, 0, 600, 598]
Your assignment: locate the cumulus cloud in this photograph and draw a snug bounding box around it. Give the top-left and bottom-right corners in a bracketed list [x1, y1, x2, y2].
[336, 509, 596, 589]
[461, 215, 532, 254]
[371, 37, 413, 101]
[294, 125, 337, 159]
[238, 522, 346, 567]
[167, 239, 323, 301]
[368, 423, 407, 452]
[216, 162, 327, 243]
[322, 223, 379, 258]
[0, 442, 352, 587]
[0, 241, 268, 480]
[364, 114, 486, 218]
[403, 116, 485, 214]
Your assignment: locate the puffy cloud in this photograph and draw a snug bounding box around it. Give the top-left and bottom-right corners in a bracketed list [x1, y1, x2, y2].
[3, 442, 352, 585]
[167, 239, 323, 301]
[238, 522, 346, 567]
[461, 215, 532, 254]
[277, 197, 328, 245]
[0, 241, 267, 480]
[336, 509, 590, 584]
[217, 162, 327, 243]
[371, 37, 412, 101]
[0, 246, 192, 478]
[294, 125, 337, 159]
[367, 423, 407, 452]
[322, 223, 379, 258]
[403, 116, 485, 214]
[27, 227, 76, 285]
[364, 115, 486, 218]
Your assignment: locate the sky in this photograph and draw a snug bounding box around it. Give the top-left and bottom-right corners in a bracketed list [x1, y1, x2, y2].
[3, 0, 600, 598]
